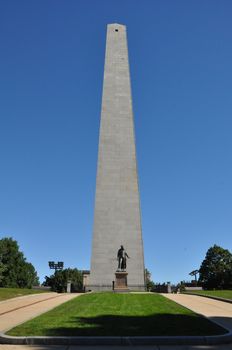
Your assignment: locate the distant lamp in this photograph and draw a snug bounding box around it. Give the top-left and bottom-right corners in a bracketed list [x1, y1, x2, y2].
[48, 261, 64, 272]
[189, 269, 199, 282]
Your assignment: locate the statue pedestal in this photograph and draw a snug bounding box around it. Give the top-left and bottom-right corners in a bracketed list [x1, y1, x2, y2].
[114, 271, 129, 292]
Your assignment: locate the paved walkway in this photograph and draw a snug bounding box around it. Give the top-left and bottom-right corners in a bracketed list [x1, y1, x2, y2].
[163, 293, 232, 333]
[0, 293, 79, 333]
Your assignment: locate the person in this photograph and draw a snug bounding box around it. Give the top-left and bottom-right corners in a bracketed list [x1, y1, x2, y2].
[117, 245, 130, 271]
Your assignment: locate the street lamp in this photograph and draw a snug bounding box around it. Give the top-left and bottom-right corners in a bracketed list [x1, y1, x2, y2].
[48, 261, 64, 272]
[189, 269, 199, 283]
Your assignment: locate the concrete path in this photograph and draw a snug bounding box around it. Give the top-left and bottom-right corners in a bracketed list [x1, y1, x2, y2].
[0, 293, 80, 333]
[163, 293, 232, 332]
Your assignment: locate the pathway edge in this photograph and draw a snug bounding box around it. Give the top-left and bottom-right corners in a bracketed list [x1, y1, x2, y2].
[1, 332, 232, 345]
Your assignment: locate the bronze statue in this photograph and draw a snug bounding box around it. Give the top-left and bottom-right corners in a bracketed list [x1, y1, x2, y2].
[117, 245, 130, 271]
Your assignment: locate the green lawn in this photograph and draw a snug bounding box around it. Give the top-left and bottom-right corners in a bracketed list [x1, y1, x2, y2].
[0, 287, 50, 301]
[183, 290, 232, 300]
[7, 292, 226, 337]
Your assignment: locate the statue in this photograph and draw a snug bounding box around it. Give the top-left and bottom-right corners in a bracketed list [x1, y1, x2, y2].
[117, 245, 130, 271]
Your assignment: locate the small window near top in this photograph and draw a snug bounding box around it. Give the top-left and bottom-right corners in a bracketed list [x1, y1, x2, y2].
[115, 29, 118, 32]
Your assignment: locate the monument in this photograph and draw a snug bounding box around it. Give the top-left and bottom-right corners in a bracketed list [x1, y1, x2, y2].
[89, 24, 145, 291]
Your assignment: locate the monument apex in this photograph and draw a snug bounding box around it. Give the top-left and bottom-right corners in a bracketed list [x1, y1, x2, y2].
[89, 24, 145, 291]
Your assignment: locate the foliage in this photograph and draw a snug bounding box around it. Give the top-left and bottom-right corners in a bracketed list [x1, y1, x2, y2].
[43, 268, 83, 293]
[199, 244, 232, 289]
[0, 237, 39, 288]
[0, 261, 6, 283]
[144, 268, 155, 291]
[177, 282, 186, 292]
[7, 293, 225, 337]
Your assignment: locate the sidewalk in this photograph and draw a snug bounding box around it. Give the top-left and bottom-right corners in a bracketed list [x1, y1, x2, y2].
[0, 293, 79, 333]
[163, 293, 232, 332]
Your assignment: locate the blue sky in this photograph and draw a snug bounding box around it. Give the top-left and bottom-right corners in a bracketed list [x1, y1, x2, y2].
[0, 0, 232, 284]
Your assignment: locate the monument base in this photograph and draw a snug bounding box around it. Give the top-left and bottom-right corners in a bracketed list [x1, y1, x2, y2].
[114, 271, 129, 292]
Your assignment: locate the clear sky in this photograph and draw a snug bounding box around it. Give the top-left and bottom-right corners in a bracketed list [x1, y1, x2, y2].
[0, 0, 232, 285]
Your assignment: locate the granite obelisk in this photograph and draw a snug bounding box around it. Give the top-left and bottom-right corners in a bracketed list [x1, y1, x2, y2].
[89, 24, 145, 291]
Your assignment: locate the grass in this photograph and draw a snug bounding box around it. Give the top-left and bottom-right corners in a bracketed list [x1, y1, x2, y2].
[7, 292, 226, 337]
[0, 287, 50, 301]
[183, 289, 232, 300]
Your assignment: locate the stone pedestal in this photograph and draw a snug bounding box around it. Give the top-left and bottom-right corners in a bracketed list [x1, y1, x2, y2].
[114, 271, 129, 292]
[167, 282, 171, 294]
[67, 280, 71, 293]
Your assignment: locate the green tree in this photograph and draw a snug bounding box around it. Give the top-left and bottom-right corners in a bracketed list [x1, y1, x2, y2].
[0, 262, 6, 283]
[0, 237, 39, 288]
[145, 268, 155, 291]
[43, 268, 83, 293]
[199, 244, 232, 289]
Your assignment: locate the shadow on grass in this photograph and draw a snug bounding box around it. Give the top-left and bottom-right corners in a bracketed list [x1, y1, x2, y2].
[45, 314, 228, 337]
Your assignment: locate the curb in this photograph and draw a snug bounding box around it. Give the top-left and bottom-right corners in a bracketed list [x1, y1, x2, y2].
[1, 332, 232, 346]
[182, 293, 232, 304]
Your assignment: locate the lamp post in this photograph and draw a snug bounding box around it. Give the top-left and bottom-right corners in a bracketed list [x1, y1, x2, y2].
[48, 261, 64, 272]
[189, 270, 199, 284]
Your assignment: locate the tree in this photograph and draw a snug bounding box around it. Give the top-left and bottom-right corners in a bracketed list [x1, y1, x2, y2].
[145, 268, 155, 291]
[199, 244, 232, 289]
[43, 268, 83, 293]
[0, 262, 6, 283]
[0, 237, 39, 288]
